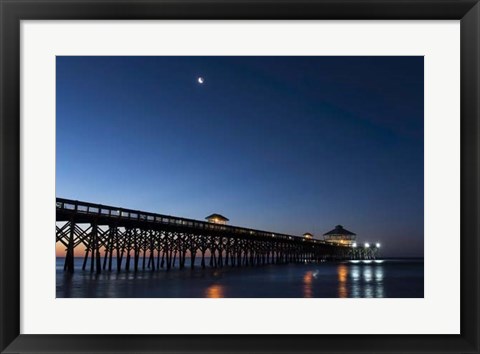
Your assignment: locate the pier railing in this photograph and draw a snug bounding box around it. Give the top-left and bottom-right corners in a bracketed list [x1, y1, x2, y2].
[56, 198, 327, 245]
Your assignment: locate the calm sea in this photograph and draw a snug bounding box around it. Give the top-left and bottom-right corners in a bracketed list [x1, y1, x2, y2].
[56, 258, 423, 298]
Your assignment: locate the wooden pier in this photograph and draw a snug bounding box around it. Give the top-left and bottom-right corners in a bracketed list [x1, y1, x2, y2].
[56, 198, 379, 273]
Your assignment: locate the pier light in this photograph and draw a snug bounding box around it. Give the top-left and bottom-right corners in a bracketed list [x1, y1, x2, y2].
[376, 243, 381, 248]
[364, 242, 370, 248]
[352, 242, 357, 248]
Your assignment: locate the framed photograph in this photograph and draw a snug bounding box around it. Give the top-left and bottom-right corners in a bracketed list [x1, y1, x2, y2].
[1, 0, 478, 353]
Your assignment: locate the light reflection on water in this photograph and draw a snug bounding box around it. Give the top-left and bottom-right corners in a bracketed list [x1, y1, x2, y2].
[337, 264, 348, 298]
[364, 266, 373, 282]
[375, 268, 384, 297]
[56, 258, 422, 298]
[348, 264, 384, 298]
[303, 271, 314, 298]
[205, 284, 225, 298]
[336, 263, 384, 298]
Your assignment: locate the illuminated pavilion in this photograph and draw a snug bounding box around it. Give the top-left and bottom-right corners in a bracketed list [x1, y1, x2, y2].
[323, 225, 356, 246]
[205, 213, 229, 225]
[303, 232, 314, 239]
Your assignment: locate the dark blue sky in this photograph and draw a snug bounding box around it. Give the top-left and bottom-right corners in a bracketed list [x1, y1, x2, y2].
[56, 56, 424, 257]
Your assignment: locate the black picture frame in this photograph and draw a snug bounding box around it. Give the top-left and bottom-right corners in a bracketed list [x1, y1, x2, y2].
[1, 1, 479, 353]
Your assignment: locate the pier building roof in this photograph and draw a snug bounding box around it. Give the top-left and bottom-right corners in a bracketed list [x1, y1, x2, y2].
[323, 225, 356, 236]
[205, 213, 229, 222]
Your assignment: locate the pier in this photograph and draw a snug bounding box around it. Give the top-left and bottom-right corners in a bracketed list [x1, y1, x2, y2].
[56, 198, 379, 274]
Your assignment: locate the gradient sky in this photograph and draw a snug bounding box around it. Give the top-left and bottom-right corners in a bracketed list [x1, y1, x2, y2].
[56, 56, 424, 257]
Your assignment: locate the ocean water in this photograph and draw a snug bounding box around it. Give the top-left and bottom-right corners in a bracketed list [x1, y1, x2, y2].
[56, 258, 423, 298]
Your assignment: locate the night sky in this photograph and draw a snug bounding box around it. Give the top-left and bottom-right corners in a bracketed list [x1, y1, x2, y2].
[56, 56, 424, 257]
